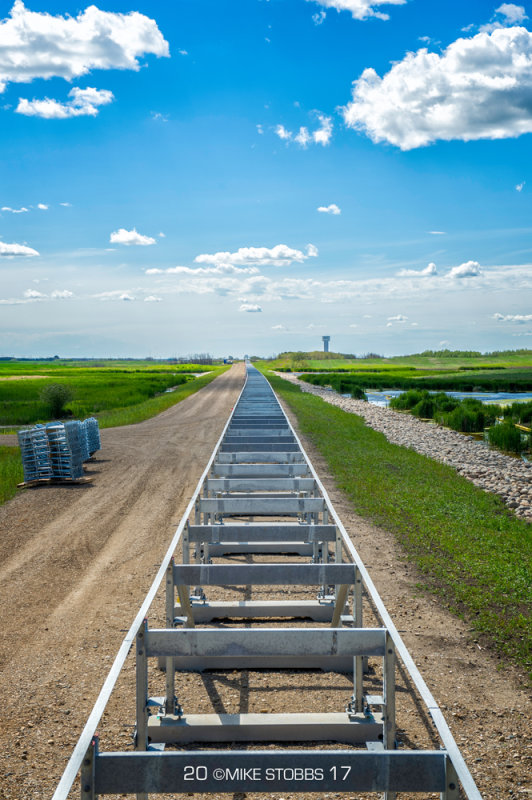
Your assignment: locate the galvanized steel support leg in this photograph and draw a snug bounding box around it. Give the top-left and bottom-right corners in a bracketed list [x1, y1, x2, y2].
[136, 621, 148, 752]
[353, 567, 364, 711]
[80, 735, 97, 800]
[442, 756, 460, 800]
[165, 561, 175, 715]
[182, 523, 190, 565]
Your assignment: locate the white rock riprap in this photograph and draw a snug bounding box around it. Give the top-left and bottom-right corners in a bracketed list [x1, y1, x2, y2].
[277, 373, 532, 521]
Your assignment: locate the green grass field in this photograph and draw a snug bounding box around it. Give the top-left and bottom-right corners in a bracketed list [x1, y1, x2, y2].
[267, 371, 532, 681]
[0, 360, 222, 427]
[258, 347, 532, 372]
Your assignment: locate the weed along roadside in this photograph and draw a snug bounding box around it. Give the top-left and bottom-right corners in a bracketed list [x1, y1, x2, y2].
[266, 371, 532, 681]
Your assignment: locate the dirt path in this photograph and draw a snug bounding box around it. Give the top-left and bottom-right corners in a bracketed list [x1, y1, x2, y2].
[0, 363, 530, 800]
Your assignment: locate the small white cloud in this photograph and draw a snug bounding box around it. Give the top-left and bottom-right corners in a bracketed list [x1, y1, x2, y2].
[158, 231, 165, 238]
[363, 313, 372, 318]
[60, 202, 72, 207]
[2, 206, 28, 213]
[481, 3, 528, 31]
[428, 230, 446, 235]
[275, 114, 332, 147]
[16, 87, 114, 119]
[439, 340, 451, 347]
[306, 243, 319, 258]
[51, 289, 73, 298]
[275, 124, 292, 140]
[151, 111, 169, 122]
[148, 264, 260, 277]
[313, 114, 333, 145]
[240, 303, 262, 312]
[397, 262, 438, 277]
[349, 323, 358, 328]
[295, 126, 311, 146]
[120, 293, 135, 301]
[387, 313, 408, 322]
[312, 10, 327, 24]
[24, 288, 46, 298]
[516, 181, 525, 191]
[307, 0, 406, 22]
[179, 49, 188, 56]
[144, 295, 162, 302]
[37, 203, 48, 210]
[0, 240, 39, 256]
[110, 228, 156, 246]
[493, 311, 532, 322]
[272, 324, 286, 329]
[317, 203, 341, 215]
[256, 123, 264, 134]
[448, 260, 481, 279]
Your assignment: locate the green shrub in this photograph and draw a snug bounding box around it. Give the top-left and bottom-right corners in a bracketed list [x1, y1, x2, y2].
[389, 389, 426, 410]
[39, 383, 74, 418]
[412, 397, 436, 418]
[487, 422, 523, 454]
[350, 386, 367, 401]
[443, 405, 485, 433]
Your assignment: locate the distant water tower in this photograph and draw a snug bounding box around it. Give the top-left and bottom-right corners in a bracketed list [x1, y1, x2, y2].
[322, 335, 330, 353]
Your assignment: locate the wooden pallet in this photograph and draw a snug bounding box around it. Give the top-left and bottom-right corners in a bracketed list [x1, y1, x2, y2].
[17, 476, 93, 488]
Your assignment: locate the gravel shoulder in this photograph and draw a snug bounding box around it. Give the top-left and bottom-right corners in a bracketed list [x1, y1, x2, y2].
[0, 363, 530, 800]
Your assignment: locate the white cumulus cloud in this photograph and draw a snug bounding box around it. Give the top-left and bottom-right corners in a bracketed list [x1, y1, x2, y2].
[516, 181, 525, 191]
[17, 86, 113, 118]
[317, 203, 341, 215]
[307, 0, 406, 22]
[24, 288, 46, 298]
[272, 324, 286, 329]
[0, 1, 169, 93]
[240, 303, 262, 312]
[343, 26, 532, 149]
[397, 262, 438, 277]
[480, 4, 528, 32]
[51, 289, 73, 298]
[37, 203, 48, 209]
[2, 205, 28, 213]
[387, 313, 408, 322]
[194, 244, 317, 268]
[447, 260, 481, 278]
[110, 228, 156, 246]
[493, 311, 532, 322]
[0, 239, 39, 256]
[274, 114, 333, 147]
[144, 295, 162, 302]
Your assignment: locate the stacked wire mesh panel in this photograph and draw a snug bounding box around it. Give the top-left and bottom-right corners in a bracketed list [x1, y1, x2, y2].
[73, 364, 478, 800]
[46, 421, 84, 479]
[17, 417, 101, 483]
[16, 424, 53, 482]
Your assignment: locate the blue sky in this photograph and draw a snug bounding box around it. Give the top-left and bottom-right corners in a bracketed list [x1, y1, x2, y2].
[1, 0, 532, 358]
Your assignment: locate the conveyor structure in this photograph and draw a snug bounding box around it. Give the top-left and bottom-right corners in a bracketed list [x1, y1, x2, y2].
[54, 364, 483, 800]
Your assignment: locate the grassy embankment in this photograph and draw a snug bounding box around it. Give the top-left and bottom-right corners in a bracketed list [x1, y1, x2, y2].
[267, 372, 532, 680]
[0, 363, 229, 504]
[260, 348, 532, 372]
